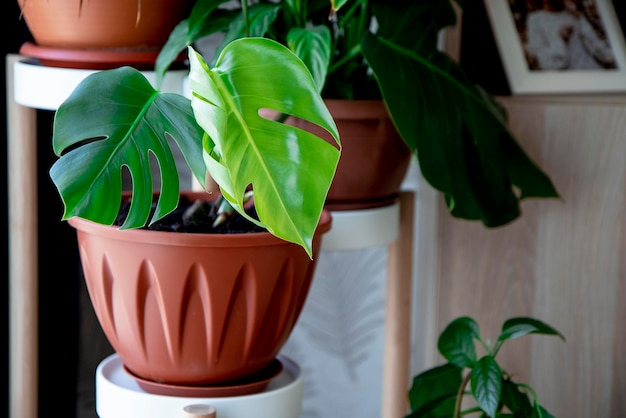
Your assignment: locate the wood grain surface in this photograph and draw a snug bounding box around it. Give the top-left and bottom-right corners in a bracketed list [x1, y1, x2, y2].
[425, 94, 626, 417]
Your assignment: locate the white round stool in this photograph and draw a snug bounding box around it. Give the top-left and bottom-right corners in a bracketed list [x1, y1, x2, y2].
[95, 354, 303, 418]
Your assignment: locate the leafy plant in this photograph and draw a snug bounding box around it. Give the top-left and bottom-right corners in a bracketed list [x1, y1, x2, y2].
[407, 316, 565, 418]
[155, 0, 559, 229]
[49, 37, 340, 258]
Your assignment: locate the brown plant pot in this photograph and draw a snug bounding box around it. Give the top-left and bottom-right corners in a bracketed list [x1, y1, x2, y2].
[18, 0, 192, 49]
[286, 99, 412, 211]
[69, 192, 332, 389]
[17, 0, 192, 68]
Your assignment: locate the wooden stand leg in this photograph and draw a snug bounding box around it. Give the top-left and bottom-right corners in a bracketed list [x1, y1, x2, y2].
[7, 54, 39, 418]
[382, 191, 415, 418]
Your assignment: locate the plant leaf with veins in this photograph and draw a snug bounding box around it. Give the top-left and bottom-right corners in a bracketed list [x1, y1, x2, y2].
[362, 0, 559, 227]
[189, 38, 340, 256]
[50, 67, 206, 229]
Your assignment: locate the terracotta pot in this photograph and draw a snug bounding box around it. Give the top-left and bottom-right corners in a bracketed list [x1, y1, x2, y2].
[18, 0, 192, 50]
[69, 192, 332, 388]
[286, 99, 412, 211]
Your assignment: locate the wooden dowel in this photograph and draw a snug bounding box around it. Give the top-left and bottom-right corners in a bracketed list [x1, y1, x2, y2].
[7, 54, 39, 418]
[382, 191, 415, 418]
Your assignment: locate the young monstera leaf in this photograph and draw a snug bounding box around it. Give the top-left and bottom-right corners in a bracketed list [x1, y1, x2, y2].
[188, 38, 340, 255]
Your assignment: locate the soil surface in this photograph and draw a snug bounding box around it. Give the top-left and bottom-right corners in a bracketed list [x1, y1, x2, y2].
[114, 195, 266, 234]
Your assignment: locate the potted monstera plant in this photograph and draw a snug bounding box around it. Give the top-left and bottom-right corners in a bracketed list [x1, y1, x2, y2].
[48, 25, 341, 394]
[155, 0, 559, 221]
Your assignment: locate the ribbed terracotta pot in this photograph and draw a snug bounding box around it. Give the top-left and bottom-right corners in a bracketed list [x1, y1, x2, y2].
[18, 0, 192, 50]
[286, 99, 412, 211]
[69, 192, 332, 388]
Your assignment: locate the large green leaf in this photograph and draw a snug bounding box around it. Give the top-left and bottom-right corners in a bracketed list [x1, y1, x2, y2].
[50, 67, 206, 229]
[188, 38, 340, 256]
[362, 0, 559, 227]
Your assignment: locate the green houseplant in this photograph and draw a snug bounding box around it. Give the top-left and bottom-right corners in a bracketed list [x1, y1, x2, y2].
[156, 0, 559, 226]
[48, 23, 341, 389]
[407, 316, 565, 418]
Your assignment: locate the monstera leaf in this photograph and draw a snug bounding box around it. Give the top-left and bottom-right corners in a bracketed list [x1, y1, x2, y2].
[189, 38, 340, 255]
[50, 38, 340, 257]
[50, 67, 206, 230]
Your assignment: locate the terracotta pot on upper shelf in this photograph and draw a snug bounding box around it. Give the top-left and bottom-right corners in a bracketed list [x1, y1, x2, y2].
[69, 191, 332, 396]
[286, 99, 412, 211]
[17, 0, 193, 69]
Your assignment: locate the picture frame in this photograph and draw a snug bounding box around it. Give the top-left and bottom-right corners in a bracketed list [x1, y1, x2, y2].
[483, 0, 626, 94]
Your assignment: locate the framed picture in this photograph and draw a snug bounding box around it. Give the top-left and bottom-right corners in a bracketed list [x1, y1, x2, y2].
[483, 0, 626, 94]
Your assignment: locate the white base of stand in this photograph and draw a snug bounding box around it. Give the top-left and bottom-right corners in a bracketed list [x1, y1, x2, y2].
[322, 201, 400, 251]
[95, 354, 303, 418]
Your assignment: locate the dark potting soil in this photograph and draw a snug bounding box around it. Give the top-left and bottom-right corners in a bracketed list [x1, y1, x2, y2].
[114, 195, 267, 234]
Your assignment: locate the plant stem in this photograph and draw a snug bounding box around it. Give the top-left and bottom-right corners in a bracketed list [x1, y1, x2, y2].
[516, 382, 544, 417]
[328, 44, 362, 75]
[454, 371, 472, 418]
[242, 0, 250, 37]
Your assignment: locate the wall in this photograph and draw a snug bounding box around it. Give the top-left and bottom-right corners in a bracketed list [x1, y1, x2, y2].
[414, 94, 626, 417]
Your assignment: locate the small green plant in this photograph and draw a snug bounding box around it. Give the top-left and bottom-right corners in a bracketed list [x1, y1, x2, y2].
[407, 316, 565, 418]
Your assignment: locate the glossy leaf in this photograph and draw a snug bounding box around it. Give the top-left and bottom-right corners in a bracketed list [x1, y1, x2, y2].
[471, 356, 502, 418]
[362, 0, 559, 227]
[438, 316, 480, 369]
[499, 317, 565, 343]
[50, 67, 206, 229]
[406, 363, 462, 418]
[188, 39, 340, 256]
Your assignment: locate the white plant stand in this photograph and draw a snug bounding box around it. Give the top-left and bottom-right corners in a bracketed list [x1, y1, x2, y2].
[321, 193, 415, 418]
[96, 354, 303, 418]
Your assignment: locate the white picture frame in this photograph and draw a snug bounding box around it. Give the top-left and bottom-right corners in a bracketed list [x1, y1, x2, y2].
[483, 0, 626, 94]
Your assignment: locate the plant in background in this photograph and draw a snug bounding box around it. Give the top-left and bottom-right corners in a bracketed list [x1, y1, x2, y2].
[155, 0, 560, 229]
[407, 317, 565, 418]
